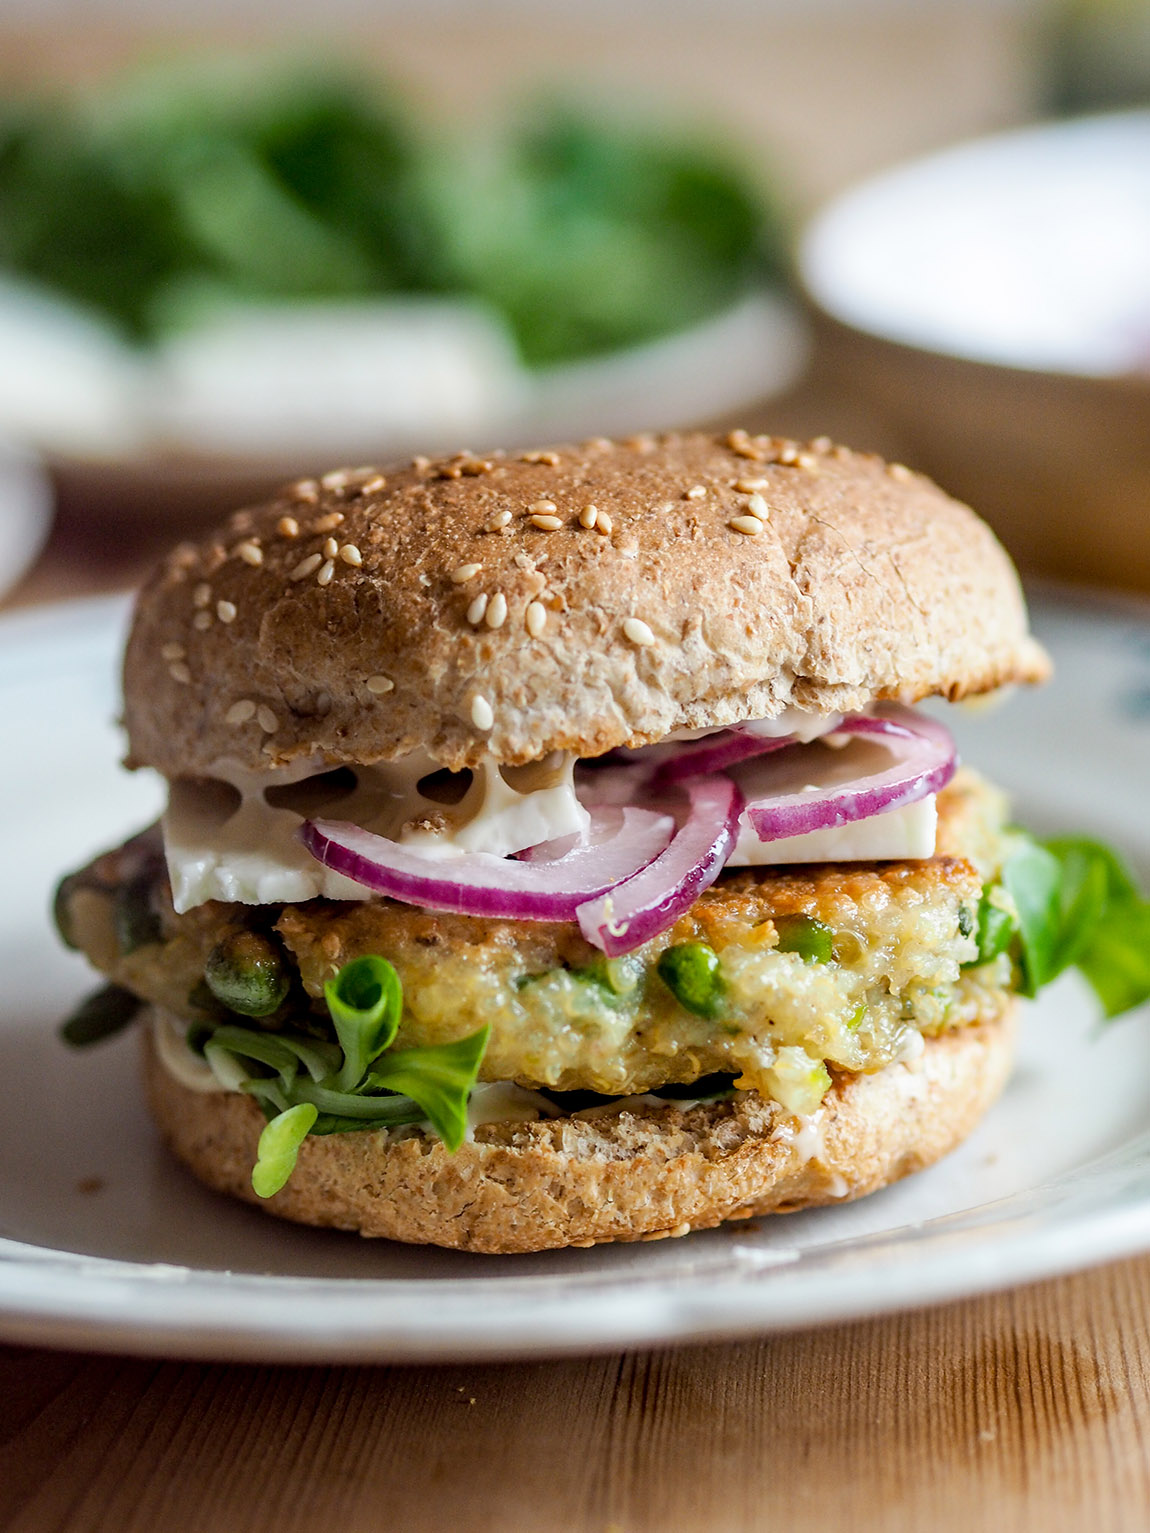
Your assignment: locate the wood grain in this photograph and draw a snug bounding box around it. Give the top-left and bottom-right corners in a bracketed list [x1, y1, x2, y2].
[4, 1256, 1150, 1532]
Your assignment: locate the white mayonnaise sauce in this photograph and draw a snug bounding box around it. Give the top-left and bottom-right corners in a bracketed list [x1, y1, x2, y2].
[164, 749, 588, 913]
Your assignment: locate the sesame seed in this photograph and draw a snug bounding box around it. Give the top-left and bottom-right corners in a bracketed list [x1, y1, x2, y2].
[888, 462, 914, 482]
[225, 699, 255, 725]
[316, 559, 335, 586]
[730, 515, 764, 535]
[521, 450, 559, 465]
[160, 642, 185, 661]
[485, 592, 508, 629]
[623, 617, 655, 647]
[470, 694, 494, 730]
[192, 610, 212, 631]
[311, 512, 344, 533]
[778, 444, 800, 465]
[293, 479, 319, 503]
[257, 705, 278, 733]
[193, 583, 212, 608]
[529, 500, 557, 514]
[596, 511, 613, 535]
[727, 429, 766, 462]
[796, 452, 819, 471]
[686, 485, 707, 500]
[579, 504, 599, 529]
[810, 436, 832, 452]
[277, 516, 300, 538]
[487, 509, 513, 530]
[624, 433, 655, 453]
[747, 493, 769, 518]
[525, 600, 547, 637]
[530, 513, 563, 531]
[323, 536, 339, 559]
[290, 553, 322, 581]
[365, 674, 394, 695]
[169, 662, 192, 684]
[321, 470, 349, 491]
[339, 544, 363, 566]
[467, 592, 489, 625]
[412, 456, 431, 473]
[450, 562, 482, 583]
[362, 475, 387, 494]
[217, 600, 237, 624]
[734, 477, 770, 493]
[234, 540, 263, 566]
[460, 459, 494, 476]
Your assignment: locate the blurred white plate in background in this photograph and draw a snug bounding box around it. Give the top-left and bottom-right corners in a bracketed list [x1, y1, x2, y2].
[801, 110, 1150, 377]
[0, 437, 52, 600]
[0, 281, 806, 470]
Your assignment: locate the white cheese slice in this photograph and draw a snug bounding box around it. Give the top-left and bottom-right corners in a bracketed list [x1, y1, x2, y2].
[163, 750, 589, 913]
[726, 795, 937, 866]
[161, 713, 939, 913]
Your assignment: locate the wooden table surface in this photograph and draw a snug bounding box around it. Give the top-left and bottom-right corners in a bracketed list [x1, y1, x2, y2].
[4, 1256, 1150, 1532]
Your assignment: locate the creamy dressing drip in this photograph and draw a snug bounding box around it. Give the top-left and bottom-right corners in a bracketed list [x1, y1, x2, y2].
[164, 749, 589, 913]
[161, 709, 938, 914]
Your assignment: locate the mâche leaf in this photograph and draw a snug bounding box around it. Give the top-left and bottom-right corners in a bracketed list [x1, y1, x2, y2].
[365, 1026, 491, 1152]
[324, 954, 402, 1091]
[189, 954, 491, 1196]
[252, 1102, 318, 1198]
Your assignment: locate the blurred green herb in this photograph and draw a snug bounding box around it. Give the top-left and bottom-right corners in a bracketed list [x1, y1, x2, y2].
[0, 60, 781, 364]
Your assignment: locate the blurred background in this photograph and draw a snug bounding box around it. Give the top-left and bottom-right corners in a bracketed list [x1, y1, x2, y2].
[1, 0, 1149, 603]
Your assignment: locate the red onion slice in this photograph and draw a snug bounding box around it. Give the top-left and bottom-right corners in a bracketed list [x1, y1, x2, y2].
[300, 806, 674, 921]
[742, 705, 956, 843]
[576, 775, 744, 956]
[650, 728, 796, 786]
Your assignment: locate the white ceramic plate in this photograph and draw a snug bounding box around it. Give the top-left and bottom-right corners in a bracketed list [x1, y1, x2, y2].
[0, 590, 1148, 1362]
[800, 111, 1150, 376]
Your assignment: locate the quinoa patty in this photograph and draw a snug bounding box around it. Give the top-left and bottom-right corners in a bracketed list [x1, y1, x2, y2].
[57, 769, 1015, 1106]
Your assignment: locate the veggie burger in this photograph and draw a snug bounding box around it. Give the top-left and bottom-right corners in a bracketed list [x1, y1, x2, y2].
[56, 431, 1144, 1253]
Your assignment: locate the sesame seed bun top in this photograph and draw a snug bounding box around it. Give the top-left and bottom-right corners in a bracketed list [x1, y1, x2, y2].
[123, 431, 1050, 778]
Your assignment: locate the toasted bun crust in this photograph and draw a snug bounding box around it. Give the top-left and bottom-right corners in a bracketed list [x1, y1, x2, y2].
[143, 1006, 1016, 1254]
[124, 434, 1048, 775]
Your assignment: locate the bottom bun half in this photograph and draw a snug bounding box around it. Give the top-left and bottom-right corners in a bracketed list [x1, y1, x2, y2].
[143, 1007, 1017, 1254]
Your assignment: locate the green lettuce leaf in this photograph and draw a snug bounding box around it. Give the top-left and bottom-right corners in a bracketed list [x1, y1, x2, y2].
[999, 834, 1150, 1017]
